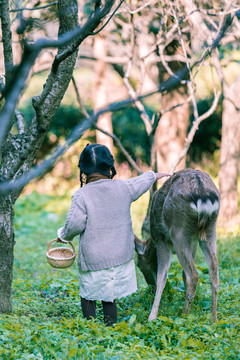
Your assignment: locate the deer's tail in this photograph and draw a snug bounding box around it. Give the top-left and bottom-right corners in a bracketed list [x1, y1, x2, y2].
[189, 196, 220, 240]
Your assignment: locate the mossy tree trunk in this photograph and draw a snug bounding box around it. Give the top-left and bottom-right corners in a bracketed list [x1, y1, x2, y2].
[0, 0, 79, 313]
[0, 198, 14, 313]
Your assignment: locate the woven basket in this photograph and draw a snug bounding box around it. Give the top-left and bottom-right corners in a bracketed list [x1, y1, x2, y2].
[46, 239, 76, 269]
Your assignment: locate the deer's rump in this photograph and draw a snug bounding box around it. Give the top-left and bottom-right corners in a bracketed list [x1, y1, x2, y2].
[151, 169, 220, 242]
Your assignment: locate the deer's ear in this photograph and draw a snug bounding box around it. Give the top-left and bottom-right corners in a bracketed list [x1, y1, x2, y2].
[134, 234, 145, 254]
[135, 242, 145, 255]
[134, 235, 151, 255]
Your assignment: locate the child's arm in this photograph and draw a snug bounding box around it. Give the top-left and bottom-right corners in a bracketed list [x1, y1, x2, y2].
[57, 193, 87, 242]
[125, 171, 170, 202]
[155, 173, 171, 180]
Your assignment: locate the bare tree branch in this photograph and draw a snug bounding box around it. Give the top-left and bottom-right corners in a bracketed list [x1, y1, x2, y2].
[93, 123, 143, 175]
[10, 1, 57, 12]
[71, 75, 142, 173]
[0, 2, 234, 192]
[0, 49, 38, 153]
[171, 3, 199, 121]
[92, 0, 124, 35]
[197, 13, 234, 66]
[51, 0, 117, 66]
[0, 65, 190, 194]
[122, 6, 153, 136]
[127, 0, 158, 15]
[169, 90, 221, 174]
[0, 0, 116, 153]
[78, 53, 193, 65]
[71, 76, 90, 119]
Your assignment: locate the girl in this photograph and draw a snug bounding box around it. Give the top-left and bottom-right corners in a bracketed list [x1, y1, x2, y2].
[57, 143, 170, 326]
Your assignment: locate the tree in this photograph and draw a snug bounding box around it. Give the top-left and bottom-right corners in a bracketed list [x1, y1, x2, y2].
[218, 73, 240, 221]
[0, 0, 116, 313]
[0, 0, 238, 313]
[86, 0, 239, 178]
[94, 33, 114, 152]
[88, 0, 238, 232]
[181, 0, 240, 221]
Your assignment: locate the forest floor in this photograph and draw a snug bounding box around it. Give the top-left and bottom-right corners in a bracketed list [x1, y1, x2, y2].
[0, 190, 239, 359]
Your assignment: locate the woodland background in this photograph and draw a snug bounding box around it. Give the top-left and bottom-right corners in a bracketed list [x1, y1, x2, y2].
[0, 0, 240, 358]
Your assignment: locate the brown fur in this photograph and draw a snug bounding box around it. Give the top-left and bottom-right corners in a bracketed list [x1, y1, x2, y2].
[135, 169, 220, 321]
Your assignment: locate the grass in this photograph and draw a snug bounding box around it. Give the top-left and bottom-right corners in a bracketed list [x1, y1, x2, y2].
[0, 191, 239, 359]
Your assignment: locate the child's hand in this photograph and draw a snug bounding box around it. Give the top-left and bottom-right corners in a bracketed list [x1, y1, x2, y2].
[56, 237, 68, 244]
[155, 173, 171, 180]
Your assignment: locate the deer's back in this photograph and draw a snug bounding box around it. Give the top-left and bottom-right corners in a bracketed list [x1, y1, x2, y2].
[150, 169, 220, 242]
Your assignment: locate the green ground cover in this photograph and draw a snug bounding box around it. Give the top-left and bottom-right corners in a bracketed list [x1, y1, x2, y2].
[0, 191, 239, 359]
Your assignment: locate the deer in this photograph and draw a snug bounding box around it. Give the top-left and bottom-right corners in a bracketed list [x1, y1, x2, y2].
[134, 169, 220, 322]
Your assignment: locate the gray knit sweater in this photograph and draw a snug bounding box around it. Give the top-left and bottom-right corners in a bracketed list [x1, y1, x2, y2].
[57, 171, 156, 271]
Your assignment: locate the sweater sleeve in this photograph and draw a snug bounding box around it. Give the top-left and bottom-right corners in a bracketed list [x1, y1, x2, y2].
[57, 192, 87, 242]
[125, 171, 156, 202]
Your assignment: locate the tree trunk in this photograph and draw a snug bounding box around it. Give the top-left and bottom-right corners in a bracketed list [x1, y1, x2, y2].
[94, 34, 113, 152]
[0, 198, 14, 313]
[218, 74, 240, 221]
[155, 87, 189, 173]
[0, 0, 13, 84]
[154, 38, 190, 173]
[0, 0, 79, 313]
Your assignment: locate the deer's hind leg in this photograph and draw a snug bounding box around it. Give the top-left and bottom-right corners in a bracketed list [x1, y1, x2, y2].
[171, 229, 199, 315]
[182, 239, 198, 296]
[148, 239, 171, 321]
[199, 228, 219, 322]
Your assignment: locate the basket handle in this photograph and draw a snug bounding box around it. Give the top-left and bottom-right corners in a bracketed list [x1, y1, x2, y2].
[47, 238, 76, 255]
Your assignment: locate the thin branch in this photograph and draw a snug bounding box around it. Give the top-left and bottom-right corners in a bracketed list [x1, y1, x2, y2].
[158, 44, 189, 87]
[0, 0, 116, 153]
[93, 123, 143, 175]
[9, 1, 57, 12]
[169, 90, 221, 174]
[0, 64, 190, 194]
[197, 13, 234, 66]
[151, 94, 193, 136]
[0, 48, 38, 152]
[91, 0, 124, 35]
[126, 0, 157, 15]
[71, 76, 90, 119]
[171, 3, 199, 119]
[122, 6, 153, 136]
[224, 96, 240, 111]
[141, 20, 180, 60]
[123, 76, 153, 135]
[0, 5, 232, 192]
[54, 0, 119, 65]
[79, 54, 129, 64]
[212, 48, 226, 87]
[71, 74, 143, 174]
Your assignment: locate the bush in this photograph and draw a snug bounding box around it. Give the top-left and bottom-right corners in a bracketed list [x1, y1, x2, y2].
[19, 96, 222, 169]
